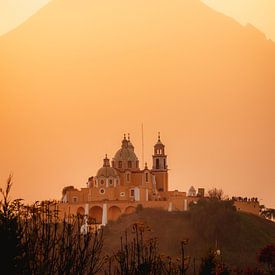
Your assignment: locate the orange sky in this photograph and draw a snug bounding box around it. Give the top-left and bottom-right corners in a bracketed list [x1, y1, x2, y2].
[0, 0, 274, 208]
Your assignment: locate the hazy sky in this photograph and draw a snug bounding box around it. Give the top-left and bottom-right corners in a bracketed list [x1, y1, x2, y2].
[0, 0, 274, 208]
[0, 0, 275, 41]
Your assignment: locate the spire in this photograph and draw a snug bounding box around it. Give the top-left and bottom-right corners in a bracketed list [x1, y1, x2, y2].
[158, 132, 161, 142]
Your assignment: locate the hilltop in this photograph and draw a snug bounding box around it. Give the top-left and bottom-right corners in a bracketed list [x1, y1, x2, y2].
[0, 0, 275, 206]
[103, 201, 275, 269]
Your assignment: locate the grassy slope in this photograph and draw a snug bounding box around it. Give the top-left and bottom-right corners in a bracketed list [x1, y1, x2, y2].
[103, 205, 275, 268]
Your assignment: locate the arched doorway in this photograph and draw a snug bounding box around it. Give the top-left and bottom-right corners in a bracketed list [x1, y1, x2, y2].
[108, 206, 121, 221]
[76, 207, 85, 216]
[125, 206, 136, 214]
[89, 206, 103, 224]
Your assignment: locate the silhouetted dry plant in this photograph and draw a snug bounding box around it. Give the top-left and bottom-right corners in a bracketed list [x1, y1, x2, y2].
[0, 175, 106, 275]
[105, 222, 190, 275]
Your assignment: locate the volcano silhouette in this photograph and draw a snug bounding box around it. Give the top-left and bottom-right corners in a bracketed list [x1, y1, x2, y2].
[0, 0, 274, 206]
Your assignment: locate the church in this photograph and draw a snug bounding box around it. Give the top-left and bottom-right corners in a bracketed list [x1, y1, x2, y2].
[59, 134, 193, 224]
[58, 133, 259, 225]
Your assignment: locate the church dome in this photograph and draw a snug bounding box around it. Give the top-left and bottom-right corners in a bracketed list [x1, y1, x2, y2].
[113, 135, 138, 162]
[96, 155, 118, 178]
[114, 147, 138, 162]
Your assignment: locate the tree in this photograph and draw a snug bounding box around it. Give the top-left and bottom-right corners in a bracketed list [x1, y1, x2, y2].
[0, 175, 106, 274]
[258, 244, 275, 274]
[199, 250, 230, 275]
[199, 250, 216, 275]
[208, 188, 224, 200]
[0, 175, 22, 274]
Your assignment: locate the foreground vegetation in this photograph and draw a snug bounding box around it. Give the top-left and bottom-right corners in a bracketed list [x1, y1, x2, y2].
[0, 176, 274, 274]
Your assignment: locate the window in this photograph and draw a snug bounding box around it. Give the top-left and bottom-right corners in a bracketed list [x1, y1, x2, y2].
[145, 172, 149, 182]
[118, 161, 122, 168]
[99, 188, 105, 194]
[120, 192, 125, 197]
[100, 179, 105, 186]
[72, 196, 78, 203]
[130, 189, 135, 197]
[109, 179, 113, 185]
[128, 161, 132, 168]
[156, 159, 160, 169]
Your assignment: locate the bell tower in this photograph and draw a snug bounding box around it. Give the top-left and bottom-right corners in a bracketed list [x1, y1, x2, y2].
[152, 133, 168, 192]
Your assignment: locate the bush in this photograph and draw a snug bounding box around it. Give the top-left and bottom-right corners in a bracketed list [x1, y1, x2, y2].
[0, 175, 105, 274]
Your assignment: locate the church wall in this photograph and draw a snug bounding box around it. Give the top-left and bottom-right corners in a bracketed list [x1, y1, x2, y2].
[234, 201, 260, 215]
[66, 189, 89, 204]
[152, 171, 168, 192]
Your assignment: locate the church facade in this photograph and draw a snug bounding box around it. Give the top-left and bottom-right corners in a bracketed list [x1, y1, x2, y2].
[59, 134, 191, 224]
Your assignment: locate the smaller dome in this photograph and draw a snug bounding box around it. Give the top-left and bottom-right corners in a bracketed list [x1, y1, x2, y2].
[96, 155, 118, 178]
[127, 134, 134, 150]
[96, 167, 118, 178]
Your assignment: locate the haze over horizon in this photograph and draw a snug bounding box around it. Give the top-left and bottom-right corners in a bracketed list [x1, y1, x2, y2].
[1, 0, 275, 42]
[0, 0, 274, 208]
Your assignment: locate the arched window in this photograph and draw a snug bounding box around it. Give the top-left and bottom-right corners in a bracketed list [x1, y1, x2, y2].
[128, 161, 132, 168]
[118, 161, 122, 168]
[100, 179, 105, 186]
[109, 179, 113, 185]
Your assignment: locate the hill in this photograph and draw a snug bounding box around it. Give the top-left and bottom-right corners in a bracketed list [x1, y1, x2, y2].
[103, 201, 275, 269]
[0, 0, 275, 206]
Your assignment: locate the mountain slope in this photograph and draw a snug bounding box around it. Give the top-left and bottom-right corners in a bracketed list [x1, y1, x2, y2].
[0, 0, 274, 206]
[103, 207, 275, 268]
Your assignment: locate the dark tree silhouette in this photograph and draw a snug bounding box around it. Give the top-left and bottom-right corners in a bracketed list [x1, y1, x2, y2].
[0, 175, 106, 274]
[258, 244, 275, 274]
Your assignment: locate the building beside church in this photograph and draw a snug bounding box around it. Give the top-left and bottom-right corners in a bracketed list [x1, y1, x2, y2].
[58, 134, 260, 225]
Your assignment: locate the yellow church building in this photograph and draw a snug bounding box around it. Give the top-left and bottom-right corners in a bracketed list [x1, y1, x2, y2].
[58, 134, 260, 225]
[59, 134, 191, 224]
